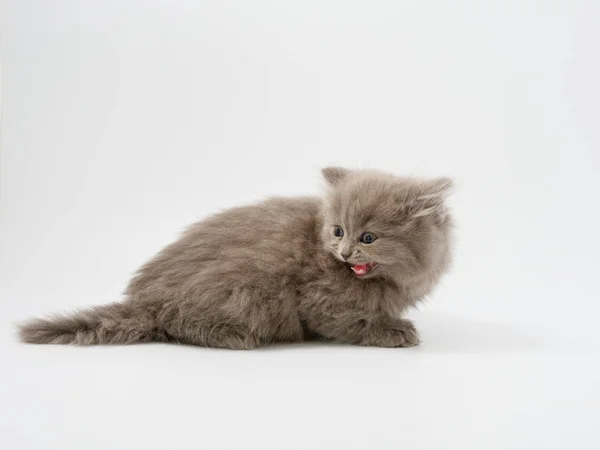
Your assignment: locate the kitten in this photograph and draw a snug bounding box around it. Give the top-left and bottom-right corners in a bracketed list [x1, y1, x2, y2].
[18, 167, 454, 349]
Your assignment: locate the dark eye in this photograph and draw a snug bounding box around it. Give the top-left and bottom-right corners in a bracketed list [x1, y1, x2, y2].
[360, 232, 377, 244]
[333, 226, 344, 237]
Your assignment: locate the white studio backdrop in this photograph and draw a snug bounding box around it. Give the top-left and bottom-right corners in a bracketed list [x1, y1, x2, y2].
[1, 1, 599, 450]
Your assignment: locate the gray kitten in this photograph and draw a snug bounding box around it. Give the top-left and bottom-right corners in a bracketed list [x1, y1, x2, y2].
[19, 167, 454, 349]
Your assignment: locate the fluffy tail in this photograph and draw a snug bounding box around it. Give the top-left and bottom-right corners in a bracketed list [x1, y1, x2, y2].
[18, 302, 158, 345]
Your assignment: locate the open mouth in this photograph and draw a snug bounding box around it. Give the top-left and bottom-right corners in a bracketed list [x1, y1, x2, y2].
[350, 262, 379, 277]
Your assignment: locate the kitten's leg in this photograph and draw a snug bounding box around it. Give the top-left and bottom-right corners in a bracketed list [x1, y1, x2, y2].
[158, 283, 303, 349]
[201, 322, 262, 350]
[305, 312, 419, 348]
[164, 317, 262, 350]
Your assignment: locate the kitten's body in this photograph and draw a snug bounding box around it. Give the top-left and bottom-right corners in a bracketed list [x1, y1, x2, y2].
[19, 168, 453, 349]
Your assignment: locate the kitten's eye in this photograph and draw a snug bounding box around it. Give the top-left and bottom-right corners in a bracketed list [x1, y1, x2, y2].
[360, 232, 377, 244]
[333, 226, 344, 238]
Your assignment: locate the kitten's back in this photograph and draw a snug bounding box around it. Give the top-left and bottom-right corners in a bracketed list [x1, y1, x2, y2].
[126, 196, 323, 297]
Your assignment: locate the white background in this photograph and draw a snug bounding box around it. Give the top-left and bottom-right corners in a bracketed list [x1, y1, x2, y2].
[1, 1, 599, 449]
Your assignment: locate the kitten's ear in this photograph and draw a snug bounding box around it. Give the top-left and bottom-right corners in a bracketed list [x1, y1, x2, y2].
[412, 177, 454, 219]
[422, 177, 454, 198]
[322, 167, 351, 186]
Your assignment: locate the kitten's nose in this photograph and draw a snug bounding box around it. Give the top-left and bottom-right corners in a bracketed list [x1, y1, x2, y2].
[340, 251, 351, 261]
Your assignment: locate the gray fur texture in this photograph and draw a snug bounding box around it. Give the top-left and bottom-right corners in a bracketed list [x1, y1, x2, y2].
[19, 167, 454, 349]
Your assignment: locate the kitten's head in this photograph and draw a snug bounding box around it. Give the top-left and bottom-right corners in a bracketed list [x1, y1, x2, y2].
[320, 167, 453, 282]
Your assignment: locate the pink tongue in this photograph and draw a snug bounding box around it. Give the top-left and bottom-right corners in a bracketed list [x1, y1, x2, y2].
[351, 264, 369, 275]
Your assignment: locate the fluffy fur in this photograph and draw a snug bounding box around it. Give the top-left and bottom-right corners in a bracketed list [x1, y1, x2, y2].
[19, 167, 454, 349]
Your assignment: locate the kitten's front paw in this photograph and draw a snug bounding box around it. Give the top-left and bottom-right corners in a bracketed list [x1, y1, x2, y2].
[389, 319, 420, 347]
[360, 319, 420, 348]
